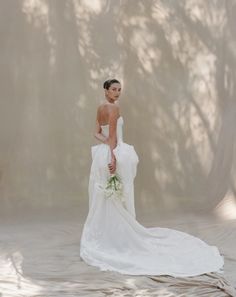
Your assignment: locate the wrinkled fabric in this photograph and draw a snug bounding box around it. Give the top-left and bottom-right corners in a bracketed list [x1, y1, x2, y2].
[80, 116, 224, 277]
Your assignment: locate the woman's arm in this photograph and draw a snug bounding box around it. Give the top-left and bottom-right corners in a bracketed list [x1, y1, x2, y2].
[107, 107, 119, 161]
[106, 106, 119, 174]
[94, 119, 108, 143]
[93, 106, 119, 174]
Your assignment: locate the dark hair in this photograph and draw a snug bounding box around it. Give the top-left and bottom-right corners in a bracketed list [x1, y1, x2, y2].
[103, 79, 121, 90]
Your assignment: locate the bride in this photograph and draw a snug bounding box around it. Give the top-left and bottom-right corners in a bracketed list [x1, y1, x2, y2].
[80, 79, 224, 277]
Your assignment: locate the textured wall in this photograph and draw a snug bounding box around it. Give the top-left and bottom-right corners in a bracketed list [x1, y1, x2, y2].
[0, 0, 236, 217]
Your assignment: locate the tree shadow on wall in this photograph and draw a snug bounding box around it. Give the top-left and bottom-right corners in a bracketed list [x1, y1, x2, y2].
[0, 0, 236, 215]
[120, 0, 236, 215]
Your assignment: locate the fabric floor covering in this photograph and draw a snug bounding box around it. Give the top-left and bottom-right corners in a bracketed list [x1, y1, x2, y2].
[0, 209, 235, 297]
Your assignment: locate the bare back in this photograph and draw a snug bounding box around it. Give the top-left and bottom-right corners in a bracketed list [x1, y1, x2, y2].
[97, 102, 120, 126]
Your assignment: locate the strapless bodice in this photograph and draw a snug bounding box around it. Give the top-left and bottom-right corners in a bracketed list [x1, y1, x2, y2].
[101, 116, 124, 143]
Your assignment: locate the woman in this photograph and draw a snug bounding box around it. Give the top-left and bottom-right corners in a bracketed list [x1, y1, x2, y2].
[80, 79, 224, 277]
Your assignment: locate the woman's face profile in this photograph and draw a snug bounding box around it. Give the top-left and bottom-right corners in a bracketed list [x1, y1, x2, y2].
[105, 83, 121, 102]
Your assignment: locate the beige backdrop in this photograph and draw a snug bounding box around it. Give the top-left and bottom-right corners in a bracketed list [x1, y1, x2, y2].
[0, 0, 236, 218]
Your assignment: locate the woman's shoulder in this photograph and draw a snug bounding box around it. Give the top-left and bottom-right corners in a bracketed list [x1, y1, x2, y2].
[97, 102, 119, 113]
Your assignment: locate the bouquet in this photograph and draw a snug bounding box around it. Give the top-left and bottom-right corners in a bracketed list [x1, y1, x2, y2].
[104, 173, 124, 202]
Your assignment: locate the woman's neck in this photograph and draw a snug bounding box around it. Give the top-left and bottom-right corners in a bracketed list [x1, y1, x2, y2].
[106, 98, 115, 104]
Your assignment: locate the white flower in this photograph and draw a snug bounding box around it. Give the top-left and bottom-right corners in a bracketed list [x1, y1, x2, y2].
[104, 174, 124, 202]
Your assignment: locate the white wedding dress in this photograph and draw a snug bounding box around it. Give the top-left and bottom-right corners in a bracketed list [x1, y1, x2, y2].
[80, 116, 224, 277]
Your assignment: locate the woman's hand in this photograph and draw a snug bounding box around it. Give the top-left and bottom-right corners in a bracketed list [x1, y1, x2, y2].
[108, 157, 116, 174]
